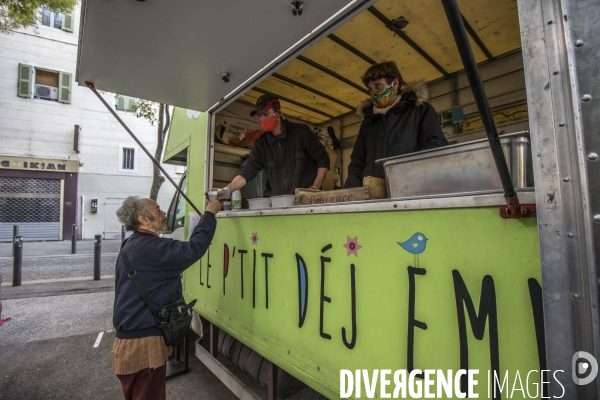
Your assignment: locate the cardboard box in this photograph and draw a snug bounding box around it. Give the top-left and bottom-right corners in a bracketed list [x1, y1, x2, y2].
[295, 187, 369, 205]
[363, 176, 388, 199]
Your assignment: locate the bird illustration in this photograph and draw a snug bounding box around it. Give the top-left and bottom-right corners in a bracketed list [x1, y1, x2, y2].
[398, 232, 428, 268]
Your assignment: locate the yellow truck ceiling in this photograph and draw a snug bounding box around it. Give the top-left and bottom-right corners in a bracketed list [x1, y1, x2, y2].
[77, 0, 521, 125]
[243, 0, 521, 124]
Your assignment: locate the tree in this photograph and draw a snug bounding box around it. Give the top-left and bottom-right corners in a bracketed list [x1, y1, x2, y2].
[0, 0, 77, 34]
[130, 99, 171, 201]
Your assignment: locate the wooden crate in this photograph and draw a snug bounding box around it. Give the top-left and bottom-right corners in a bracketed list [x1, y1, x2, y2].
[363, 176, 388, 199]
[295, 186, 369, 205]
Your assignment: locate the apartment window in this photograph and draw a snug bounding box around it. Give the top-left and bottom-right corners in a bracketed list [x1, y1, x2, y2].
[119, 145, 138, 173]
[115, 95, 138, 112]
[40, 6, 74, 32]
[17, 64, 72, 104]
[122, 148, 135, 170]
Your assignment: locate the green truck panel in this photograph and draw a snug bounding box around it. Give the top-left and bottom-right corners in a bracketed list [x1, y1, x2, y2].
[184, 208, 541, 398]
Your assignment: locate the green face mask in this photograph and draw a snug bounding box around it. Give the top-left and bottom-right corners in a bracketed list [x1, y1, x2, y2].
[370, 83, 398, 108]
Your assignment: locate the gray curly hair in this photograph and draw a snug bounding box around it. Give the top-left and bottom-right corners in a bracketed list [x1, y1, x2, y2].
[116, 196, 154, 232]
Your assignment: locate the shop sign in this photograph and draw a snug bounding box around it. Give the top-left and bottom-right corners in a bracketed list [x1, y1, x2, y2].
[0, 156, 78, 173]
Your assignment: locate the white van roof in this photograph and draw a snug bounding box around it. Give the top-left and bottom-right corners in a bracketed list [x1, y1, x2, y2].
[76, 0, 369, 112]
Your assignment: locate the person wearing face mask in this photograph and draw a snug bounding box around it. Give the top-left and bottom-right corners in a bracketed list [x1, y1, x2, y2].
[112, 196, 221, 399]
[211, 93, 330, 199]
[344, 61, 448, 188]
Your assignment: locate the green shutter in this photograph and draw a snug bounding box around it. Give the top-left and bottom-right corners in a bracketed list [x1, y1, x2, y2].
[61, 10, 74, 32]
[126, 97, 138, 111]
[18, 64, 33, 98]
[58, 71, 72, 104]
[116, 95, 126, 110]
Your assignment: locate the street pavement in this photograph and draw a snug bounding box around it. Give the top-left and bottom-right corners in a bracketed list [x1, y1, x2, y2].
[1, 253, 117, 285]
[0, 239, 121, 286]
[0, 240, 327, 400]
[0, 238, 123, 258]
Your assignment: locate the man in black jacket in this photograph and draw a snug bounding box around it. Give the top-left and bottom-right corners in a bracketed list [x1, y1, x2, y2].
[345, 61, 448, 188]
[112, 196, 221, 399]
[213, 94, 330, 199]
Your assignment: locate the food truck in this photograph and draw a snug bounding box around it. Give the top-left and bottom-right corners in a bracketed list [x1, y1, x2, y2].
[76, 0, 599, 398]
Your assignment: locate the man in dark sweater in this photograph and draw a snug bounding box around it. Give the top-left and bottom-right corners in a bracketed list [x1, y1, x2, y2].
[112, 196, 221, 399]
[212, 94, 330, 200]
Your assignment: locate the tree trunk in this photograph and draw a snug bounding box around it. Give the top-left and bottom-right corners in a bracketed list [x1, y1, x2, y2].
[149, 104, 170, 201]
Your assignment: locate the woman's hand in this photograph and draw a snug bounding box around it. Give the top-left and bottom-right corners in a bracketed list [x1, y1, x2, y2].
[205, 200, 222, 215]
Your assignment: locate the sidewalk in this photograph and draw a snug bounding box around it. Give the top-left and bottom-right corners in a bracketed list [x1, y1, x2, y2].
[0, 239, 121, 295]
[0, 253, 117, 286]
[0, 238, 123, 258]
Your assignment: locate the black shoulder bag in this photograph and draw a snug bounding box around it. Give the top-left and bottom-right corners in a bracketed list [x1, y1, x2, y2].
[120, 246, 196, 347]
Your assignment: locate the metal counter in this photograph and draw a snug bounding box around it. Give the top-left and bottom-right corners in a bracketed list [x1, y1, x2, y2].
[216, 190, 536, 218]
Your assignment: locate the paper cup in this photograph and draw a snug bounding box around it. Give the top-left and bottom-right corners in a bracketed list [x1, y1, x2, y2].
[207, 190, 218, 202]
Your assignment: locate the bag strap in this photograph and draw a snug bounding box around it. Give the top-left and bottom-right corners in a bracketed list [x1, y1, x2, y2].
[119, 242, 163, 326]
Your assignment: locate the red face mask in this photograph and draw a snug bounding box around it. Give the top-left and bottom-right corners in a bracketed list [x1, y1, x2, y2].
[260, 114, 279, 131]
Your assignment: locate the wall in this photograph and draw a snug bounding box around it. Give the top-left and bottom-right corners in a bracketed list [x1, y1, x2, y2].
[0, 4, 178, 239]
[428, 51, 528, 140]
[78, 174, 176, 238]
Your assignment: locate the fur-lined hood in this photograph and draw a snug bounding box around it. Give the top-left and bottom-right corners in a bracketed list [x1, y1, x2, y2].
[355, 80, 430, 119]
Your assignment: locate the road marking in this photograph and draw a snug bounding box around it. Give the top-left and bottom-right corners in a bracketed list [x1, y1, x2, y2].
[93, 331, 104, 348]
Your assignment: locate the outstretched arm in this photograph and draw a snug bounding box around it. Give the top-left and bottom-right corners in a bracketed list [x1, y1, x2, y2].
[212, 175, 247, 200]
[160, 211, 218, 277]
[211, 145, 263, 199]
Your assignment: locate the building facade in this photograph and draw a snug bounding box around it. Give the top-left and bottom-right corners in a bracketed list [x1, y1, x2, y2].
[0, 5, 178, 241]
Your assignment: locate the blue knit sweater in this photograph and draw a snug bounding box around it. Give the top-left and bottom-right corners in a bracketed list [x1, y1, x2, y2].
[113, 212, 216, 339]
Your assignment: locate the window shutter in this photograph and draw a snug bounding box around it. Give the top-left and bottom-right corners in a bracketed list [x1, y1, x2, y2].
[126, 97, 138, 111]
[61, 10, 74, 32]
[58, 71, 72, 104]
[116, 96, 126, 110]
[18, 64, 33, 98]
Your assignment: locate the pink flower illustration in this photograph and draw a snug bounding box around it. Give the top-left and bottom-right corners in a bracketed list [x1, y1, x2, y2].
[251, 232, 259, 246]
[343, 236, 362, 257]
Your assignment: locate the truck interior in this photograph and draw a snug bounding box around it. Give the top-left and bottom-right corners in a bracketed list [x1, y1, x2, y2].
[206, 0, 530, 204]
[77, 0, 530, 205]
